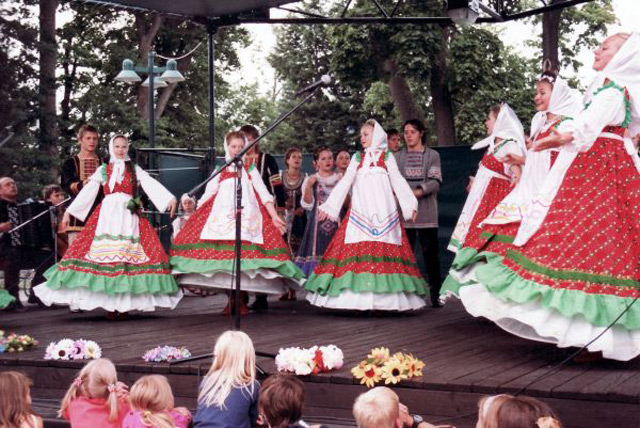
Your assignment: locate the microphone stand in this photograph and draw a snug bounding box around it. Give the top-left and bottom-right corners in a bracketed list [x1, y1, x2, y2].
[171, 85, 323, 367]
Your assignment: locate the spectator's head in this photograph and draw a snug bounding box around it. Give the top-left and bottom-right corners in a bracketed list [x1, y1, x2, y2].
[0, 177, 18, 201]
[402, 119, 427, 147]
[386, 129, 401, 152]
[240, 125, 260, 144]
[258, 374, 305, 428]
[43, 184, 64, 205]
[77, 124, 99, 153]
[179, 193, 196, 214]
[353, 386, 401, 428]
[313, 146, 334, 173]
[285, 147, 303, 171]
[60, 358, 120, 421]
[335, 149, 351, 172]
[129, 375, 177, 428]
[477, 394, 562, 428]
[199, 330, 256, 408]
[0, 371, 35, 428]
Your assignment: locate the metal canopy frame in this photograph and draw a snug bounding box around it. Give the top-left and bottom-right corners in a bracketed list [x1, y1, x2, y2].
[81, 0, 596, 26]
[78, 0, 596, 169]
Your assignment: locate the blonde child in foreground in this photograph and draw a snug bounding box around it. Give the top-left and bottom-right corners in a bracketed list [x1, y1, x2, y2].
[353, 386, 451, 428]
[476, 395, 562, 428]
[193, 330, 260, 428]
[122, 375, 191, 428]
[0, 371, 43, 428]
[59, 358, 130, 428]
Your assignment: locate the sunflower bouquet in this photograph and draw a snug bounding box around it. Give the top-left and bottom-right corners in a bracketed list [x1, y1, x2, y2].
[0, 330, 38, 353]
[351, 347, 425, 388]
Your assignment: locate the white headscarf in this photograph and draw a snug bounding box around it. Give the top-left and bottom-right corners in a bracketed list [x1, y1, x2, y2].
[585, 31, 640, 135]
[224, 133, 246, 162]
[530, 76, 583, 138]
[108, 135, 130, 192]
[472, 103, 526, 154]
[363, 119, 388, 165]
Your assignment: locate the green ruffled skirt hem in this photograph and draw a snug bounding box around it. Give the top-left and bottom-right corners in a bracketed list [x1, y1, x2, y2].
[475, 258, 640, 329]
[44, 265, 179, 296]
[170, 256, 304, 281]
[304, 272, 428, 297]
[0, 289, 15, 308]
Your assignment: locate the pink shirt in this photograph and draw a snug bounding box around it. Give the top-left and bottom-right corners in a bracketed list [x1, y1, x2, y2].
[122, 409, 191, 428]
[63, 396, 131, 428]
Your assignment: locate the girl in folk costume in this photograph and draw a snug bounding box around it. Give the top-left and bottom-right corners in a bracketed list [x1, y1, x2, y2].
[304, 119, 428, 311]
[478, 70, 582, 256]
[469, 33, 640, 361]
[171, 194, 196, 241]
[34, 135, 181, 313]
[281, 147, 307, 258]
[170, 131, 304, 314]
[294, 147, 342, 276]
[442, 104, 526, 295]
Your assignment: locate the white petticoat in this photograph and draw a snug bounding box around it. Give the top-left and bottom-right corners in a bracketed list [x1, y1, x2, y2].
[176, 269, 301, 295]
[306, 289, 426, 311]
[34, 283, 183, 312]
[458, 283, 640, 361]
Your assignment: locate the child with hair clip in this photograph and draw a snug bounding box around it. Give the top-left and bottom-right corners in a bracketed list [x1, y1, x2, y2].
[34, 134, 181, 315]
[59, 358, 130, 428]
[294, 146, 342, 276]
[171, 131, 304, 314]
[193, 330, 260, 428]
[0, 371, 43, 428]
[122, 375, 191, 428]
[304, 119, 428, 311]
[477, 394, 562, 428]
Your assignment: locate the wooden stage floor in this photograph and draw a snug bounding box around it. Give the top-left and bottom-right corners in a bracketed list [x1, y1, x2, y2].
[1, 294, 638, 428]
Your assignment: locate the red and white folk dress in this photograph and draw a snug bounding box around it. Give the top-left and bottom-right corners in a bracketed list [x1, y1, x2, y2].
[469, 81, 640, 361]
[304, 147, 428, 311]
[170, 164, 304, 294]
[35, 163, 182, 312]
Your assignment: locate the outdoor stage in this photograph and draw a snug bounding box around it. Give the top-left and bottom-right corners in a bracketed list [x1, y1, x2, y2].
[0, 294, 638, 428]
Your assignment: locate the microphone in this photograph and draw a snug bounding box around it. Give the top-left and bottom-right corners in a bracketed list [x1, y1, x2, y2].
[295, 75, 332, 96]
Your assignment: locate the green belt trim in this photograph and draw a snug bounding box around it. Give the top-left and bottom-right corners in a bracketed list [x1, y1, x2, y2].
[57, 259, 170, 273]
[305, 272, 428, 297]
[0, 289, 16, 308]
[475, 258, 640, 329]
[44, 265, 179, 296]
[506, 250, 640, 289]
[318, 255, 417, 269]
[92, 233, 141, 243]
[479, 231, 514, 244]
[171, 242, 289, 257]
[170, 256, 304, 280]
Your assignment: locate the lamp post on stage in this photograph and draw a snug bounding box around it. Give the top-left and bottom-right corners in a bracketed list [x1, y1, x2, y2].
[114, 53, 186, 171]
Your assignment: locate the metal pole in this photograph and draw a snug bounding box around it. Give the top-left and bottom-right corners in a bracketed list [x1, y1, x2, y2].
[207, 24, 217, 173]
[148, 51, 155, 171]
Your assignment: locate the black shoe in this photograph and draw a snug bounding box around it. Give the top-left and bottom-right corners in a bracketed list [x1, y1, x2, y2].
[4, 300, 24, 312]
[28, 291, 45, 307]
[249, 295, 269, 312]
[431, 296, 445, 308]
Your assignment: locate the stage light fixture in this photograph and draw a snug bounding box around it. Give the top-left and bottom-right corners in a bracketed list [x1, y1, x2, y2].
[447, 0, 480, 25]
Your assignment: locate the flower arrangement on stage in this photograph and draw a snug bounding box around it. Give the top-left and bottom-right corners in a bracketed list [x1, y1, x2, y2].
[0, 330, 38, 353]
[351, 347, 425, 388]
[275, 345, 344, 376]
[142, 345, 191, 363]
[44, 339, 102, 360]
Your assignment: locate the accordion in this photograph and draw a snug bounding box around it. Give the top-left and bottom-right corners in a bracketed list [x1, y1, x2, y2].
[17, 201, 55, 250]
